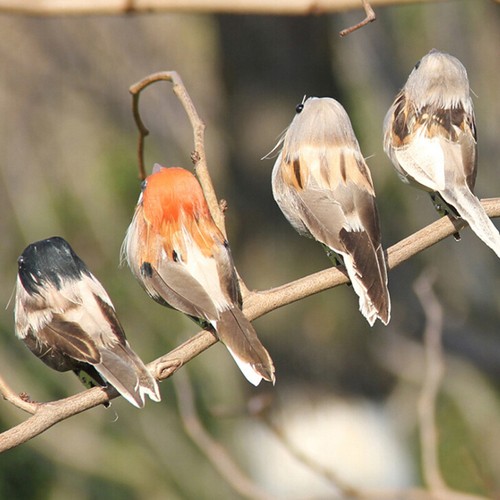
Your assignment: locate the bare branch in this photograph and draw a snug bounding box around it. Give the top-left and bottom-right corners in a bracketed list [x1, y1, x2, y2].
[258, 411, 361, 497]
[0, 197, 496, 453]
[0, 0, 454, 16]
[339, 0, 376, 37]
[414, 272, 448, 492]
[0, 373, 38, 415]
[243, 201, 500, 319]
[0, 386, 111, 453]
[3, 200, 500, 453]
[173, 369, 275, 500]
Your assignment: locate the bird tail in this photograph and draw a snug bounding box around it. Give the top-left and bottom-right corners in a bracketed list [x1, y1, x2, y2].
[95, 343, 161, 408]
[216, 308, 275, 386]
[442, 187, 500, 258]
[338, 229, 391, 326]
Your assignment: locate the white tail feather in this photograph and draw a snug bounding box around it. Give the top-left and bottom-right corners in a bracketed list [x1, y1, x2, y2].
[442, 188, 500, 258]
[225, 347, 263, 386]
[343, 255, 381, 327]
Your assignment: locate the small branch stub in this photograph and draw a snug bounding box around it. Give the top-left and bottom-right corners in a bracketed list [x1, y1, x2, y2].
[339, 0, 376, 36]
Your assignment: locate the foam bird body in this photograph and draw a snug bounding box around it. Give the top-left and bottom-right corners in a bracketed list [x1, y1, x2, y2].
[272, 97, 390, 326]
[14, 237, 160, 408]
[384, 49, 500, 257]
[122, 165, 275, 386]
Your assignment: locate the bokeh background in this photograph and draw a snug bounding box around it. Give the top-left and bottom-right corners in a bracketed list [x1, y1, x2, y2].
[0, 0, 499, 497]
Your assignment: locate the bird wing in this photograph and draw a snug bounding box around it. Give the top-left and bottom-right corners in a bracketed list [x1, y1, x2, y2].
[140, 258, 220, 322]
[385, 92, 477, 193]
[274, 144, 390, 325]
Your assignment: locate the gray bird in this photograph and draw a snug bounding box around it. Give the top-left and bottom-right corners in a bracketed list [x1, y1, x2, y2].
[272, 97, 390, 326]
[384, 49, 500, 257]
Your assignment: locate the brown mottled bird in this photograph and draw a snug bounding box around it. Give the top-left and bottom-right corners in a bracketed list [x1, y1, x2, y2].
[122, 165, 275, 386]
[15, 237, 160, 408]
[384, 49, 500, 257]
[272, 97, 390, 326]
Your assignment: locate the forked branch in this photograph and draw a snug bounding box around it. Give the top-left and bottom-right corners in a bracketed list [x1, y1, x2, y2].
[2, 70, 500, 463]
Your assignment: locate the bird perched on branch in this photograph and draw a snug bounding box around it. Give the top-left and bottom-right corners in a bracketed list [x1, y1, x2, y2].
[122, 165, 275, 386]
[384, 49, 500, 257]
[272, 97, 390, 326]
[15, 236, 160, 408]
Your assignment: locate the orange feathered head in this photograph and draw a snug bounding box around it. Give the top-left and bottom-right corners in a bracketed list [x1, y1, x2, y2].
[141, 165, 224, 259]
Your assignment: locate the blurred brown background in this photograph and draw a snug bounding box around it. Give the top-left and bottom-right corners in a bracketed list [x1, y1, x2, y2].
[0, 1, 499, 497]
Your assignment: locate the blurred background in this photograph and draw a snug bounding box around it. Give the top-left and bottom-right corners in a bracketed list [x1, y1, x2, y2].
[0, 0, 499, 498]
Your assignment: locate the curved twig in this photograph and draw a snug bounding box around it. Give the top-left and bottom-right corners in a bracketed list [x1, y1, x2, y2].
[129, 71, 225, 235]
[339, 0, 376, 37]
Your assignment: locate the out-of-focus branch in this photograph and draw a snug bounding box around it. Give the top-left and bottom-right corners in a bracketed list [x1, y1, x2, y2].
[257, 411, 360, 497]
[173, 369, 275, 500]
[0, 0, 453, 16]
[414, 272, 448, 492]
[374, 332, 496, 500]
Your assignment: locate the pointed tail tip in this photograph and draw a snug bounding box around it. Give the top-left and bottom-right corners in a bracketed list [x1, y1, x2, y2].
[121, 379, 161, 409]
[257, 363, 276, 386]
[361, 303, 391, 327]
[226, 346, 276, 386]
[141, 383, 162, 404]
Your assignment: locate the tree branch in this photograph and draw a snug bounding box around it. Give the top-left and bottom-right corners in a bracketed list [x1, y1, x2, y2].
[339, 0, 376, 37]
[3, 65, 500, 465]
[173, 369, 274, 500]
[0, 0, 456, 16]
[2, 201, 500, 453]
[414, 272, 448, 492]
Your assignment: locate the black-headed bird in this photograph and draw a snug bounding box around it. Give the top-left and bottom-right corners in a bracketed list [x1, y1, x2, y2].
[15, 236, 160, 408]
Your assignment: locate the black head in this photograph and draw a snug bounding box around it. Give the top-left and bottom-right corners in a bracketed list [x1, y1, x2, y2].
[17, 237, 91, 295]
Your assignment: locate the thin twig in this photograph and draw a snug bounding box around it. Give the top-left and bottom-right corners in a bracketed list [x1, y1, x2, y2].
[373, 334, 494, 500]
[414, 271, 448, 492]
[339, 0, 376, 37]
[259, 412, 361, 497]
[0, 373, 39, 414]
[173, 369, 275, 500]
[129, 71, 226, 236]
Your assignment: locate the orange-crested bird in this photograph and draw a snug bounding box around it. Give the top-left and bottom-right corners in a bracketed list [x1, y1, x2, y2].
[122, 165, 275, 386]
[272, 97, 390, 326]
[384, 49, 500, 257]
[15, 236, 161, 408]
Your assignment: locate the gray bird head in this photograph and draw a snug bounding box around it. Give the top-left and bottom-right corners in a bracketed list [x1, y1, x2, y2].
[405, 49, 471, 110]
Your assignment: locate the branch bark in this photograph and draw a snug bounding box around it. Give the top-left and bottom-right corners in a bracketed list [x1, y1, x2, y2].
[0, 0, 455, 16]
[2, 200, 500, 453]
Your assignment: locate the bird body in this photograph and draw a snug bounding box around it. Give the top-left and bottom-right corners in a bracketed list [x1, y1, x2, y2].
[384, 49, 500, 257]
[272, 97, 390, 326]
[123, 165, 275, 386]
[15, 237, 160, 408]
